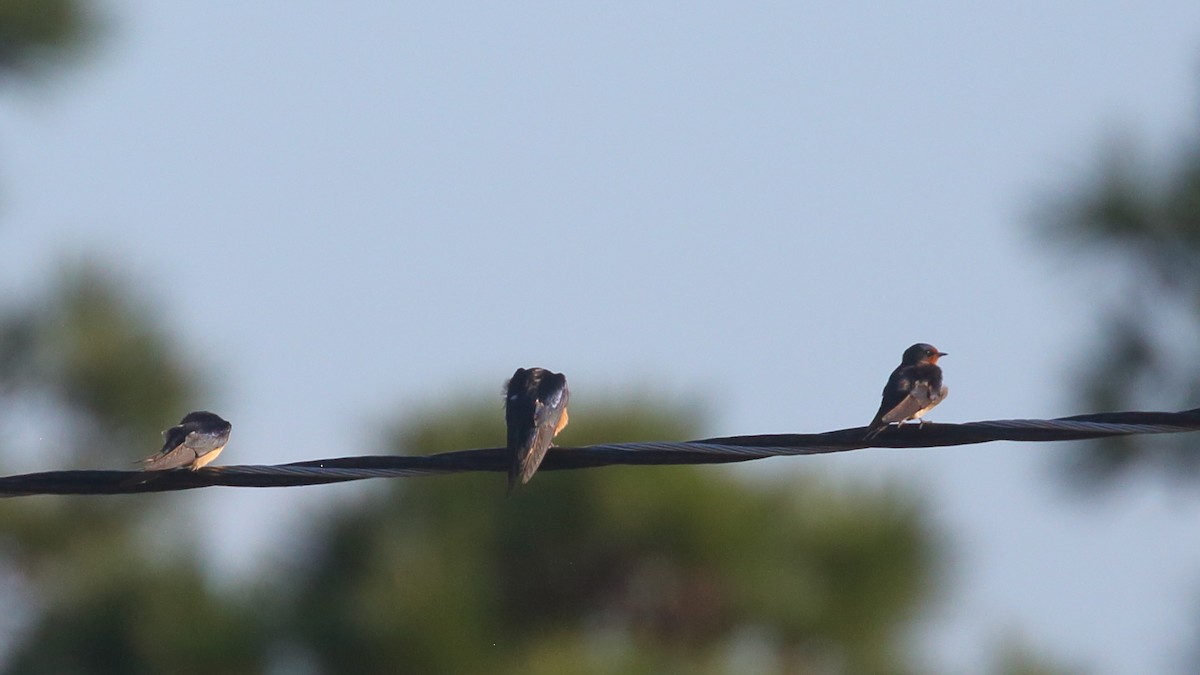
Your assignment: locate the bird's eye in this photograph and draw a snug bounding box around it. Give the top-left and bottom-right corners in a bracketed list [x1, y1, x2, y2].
[925, 348, 935, 356]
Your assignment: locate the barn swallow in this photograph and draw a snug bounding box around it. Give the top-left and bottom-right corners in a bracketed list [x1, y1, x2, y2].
[865, 343, 948, 439]
[505, 367, 569, 492]
[140, 411, 232, 471]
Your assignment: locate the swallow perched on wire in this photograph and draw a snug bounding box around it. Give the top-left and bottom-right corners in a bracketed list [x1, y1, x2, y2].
[505, 367, 569, 492]
[140, 411, 232, 471]
[865, 343, 948, 439]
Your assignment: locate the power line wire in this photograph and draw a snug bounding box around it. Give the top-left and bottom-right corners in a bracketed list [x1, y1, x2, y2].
[2, 407, 1197, 496]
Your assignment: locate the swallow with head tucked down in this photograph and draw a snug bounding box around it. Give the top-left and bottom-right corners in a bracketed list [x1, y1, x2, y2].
[865, 343, 948, 439]
[140, 411, 232, 471]
[505, 367, 569, 492]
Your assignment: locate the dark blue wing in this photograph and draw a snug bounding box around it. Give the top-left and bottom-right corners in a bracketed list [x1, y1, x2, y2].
[505, 369, 569, 490]
[142, 414, 231, 471]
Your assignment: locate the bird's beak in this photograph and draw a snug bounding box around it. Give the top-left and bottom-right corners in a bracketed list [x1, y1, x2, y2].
[937, 352, 948, 357]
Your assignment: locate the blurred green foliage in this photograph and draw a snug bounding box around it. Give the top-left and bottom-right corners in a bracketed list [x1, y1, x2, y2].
[2, 264, 201, 465]
[0, 0, 94, 79]
[1036, 87, 1200, 674]
[4, 551, 266, 675]
[284, 402, 939, 675]
[1040, 130, 1200, 485]
[0, 267, 268, 673]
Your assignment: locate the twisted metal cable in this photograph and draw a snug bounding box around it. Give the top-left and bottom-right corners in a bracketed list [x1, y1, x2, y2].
[2, 407, 1197, 496]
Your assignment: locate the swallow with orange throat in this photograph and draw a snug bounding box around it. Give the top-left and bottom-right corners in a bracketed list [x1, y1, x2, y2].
[140, 411, 232, 471]
[505, 367, 569, 492]
[865, 343, 948, 439]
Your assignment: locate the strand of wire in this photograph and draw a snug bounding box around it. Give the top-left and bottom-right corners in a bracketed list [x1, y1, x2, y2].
[2, 407, 1197, 496]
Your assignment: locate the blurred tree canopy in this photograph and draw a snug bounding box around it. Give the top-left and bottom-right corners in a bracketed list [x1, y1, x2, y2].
[0, 0, 94, 79]
[282, 402, 940, 675]
[1039, 126, 1200, 486]
[1036, 82, 1200, 675]
[0, 267, 268, 673]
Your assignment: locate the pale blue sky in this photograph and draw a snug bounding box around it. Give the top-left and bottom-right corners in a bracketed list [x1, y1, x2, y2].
[3, 2, 1200, 672]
